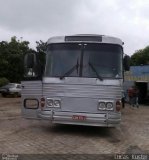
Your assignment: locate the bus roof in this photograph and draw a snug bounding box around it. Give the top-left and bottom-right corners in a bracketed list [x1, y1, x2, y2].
[47, 34, 124, 46]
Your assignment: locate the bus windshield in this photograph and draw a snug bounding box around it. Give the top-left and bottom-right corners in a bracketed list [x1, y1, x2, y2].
[45, 43, 123, 79]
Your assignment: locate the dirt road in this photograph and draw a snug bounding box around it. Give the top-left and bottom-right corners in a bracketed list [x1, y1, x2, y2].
[0, 97, 148, 156]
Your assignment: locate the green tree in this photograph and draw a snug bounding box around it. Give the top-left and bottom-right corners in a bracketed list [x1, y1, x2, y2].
[36, 40, 47, 74]
[36, 40, 47, 53]
[131, 46, 149, 65]
[0, 37, 31, 82]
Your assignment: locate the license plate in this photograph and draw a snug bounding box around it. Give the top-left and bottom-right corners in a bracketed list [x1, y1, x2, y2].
[72, 115, 86, 121]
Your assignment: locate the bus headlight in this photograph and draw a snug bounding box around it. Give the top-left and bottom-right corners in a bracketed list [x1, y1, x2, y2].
[47, 98, 61, 108]
[47, 98, 54, 107]
[106, 102, 113, 110]
[98, 102, 106, 110]
[54, 100, 61, 108]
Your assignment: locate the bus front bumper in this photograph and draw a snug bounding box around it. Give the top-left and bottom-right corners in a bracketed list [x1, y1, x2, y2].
[38, 110, 121, 127]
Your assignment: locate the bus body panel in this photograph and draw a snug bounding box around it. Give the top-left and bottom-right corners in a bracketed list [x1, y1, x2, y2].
[42, 78, 122, 113]
[40, 77, 122, 126]
[21, 81, 42, 119]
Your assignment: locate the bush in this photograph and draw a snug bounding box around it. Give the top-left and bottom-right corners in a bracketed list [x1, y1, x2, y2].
[0, 77, 9, 87]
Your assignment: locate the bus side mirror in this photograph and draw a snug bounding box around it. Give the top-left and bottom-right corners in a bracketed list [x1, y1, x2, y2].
[24, 53, 35, 68]
[123, 55, 130, 71]
[24, 53, 39, 77]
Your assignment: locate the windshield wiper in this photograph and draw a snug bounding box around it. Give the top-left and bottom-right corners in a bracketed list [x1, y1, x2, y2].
[89, 62, 103, 81]
[60, 60, 79, 80]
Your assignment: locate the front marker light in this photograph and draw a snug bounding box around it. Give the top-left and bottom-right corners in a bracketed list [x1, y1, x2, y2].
[106, 102, 114, 110]
[98, 102, 106, 110]
[40, 97, 45, 110]
[54, 100, 61, 108]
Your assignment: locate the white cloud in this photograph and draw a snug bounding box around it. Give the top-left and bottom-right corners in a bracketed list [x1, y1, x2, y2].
[0, 0, 149, 55]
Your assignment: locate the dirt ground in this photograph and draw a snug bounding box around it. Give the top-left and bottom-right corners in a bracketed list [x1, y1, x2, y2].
[0, 96, 148, 158]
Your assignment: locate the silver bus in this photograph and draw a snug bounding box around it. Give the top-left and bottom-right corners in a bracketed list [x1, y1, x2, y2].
[22, 34, 130, 127]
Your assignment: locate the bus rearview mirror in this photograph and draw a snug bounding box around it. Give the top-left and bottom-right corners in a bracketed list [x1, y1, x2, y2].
[24, 53, 36, 69]
[123, 55, 130, 71]
[24, 53, 39, 78]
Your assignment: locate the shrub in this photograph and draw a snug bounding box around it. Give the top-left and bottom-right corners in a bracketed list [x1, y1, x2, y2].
[0, 77, 9, 87]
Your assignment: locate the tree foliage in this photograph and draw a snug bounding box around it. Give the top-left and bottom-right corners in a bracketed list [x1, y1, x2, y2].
[0, 77, 9, 87]
[131, 46, 149, 66]
[0, 37, 47, 83]
[36, 40, 47, 74]
[0, 37, 31, 82]
[36, 40, 47, 53]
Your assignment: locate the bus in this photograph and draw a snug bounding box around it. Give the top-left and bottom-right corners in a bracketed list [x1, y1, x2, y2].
[22, 34, 130, 127]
